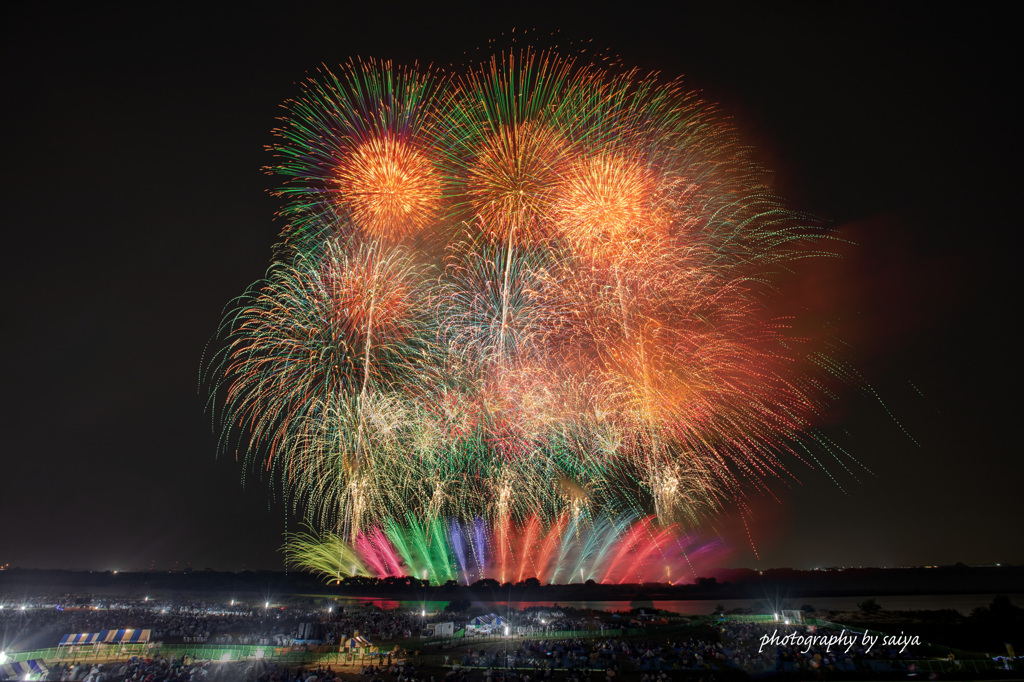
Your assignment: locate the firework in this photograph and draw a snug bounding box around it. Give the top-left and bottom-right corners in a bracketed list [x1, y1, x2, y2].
[287, 512, 729, 586]
[207, 46, 862, 583]
[269, 58, 445, 250]
[334, 134, 442, 243]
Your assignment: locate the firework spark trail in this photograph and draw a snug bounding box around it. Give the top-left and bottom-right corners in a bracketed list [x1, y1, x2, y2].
[208, 235, 441, 537]
[450, 520, 470, 583]
[441, 49, 592, 375]
[289, 512, 730, 585]
[207, 46, 874, 583]
[516, 515, 543, 584]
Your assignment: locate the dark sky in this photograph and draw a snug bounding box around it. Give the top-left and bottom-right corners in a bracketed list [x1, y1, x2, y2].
[2, 2, 1018, 573]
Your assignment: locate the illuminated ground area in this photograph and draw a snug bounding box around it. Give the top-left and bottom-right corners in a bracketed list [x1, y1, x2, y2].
[1, 594, 1012, 681]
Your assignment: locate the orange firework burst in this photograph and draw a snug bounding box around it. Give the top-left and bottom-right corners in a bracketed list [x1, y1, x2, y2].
[267, 58, 445, 250]
[335, 134, 442, 243]
[465, 121, 569, 239]
[551, 150, 674, 261]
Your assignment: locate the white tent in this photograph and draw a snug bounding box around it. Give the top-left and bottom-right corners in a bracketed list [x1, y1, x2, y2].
[466, 614, 509, 635]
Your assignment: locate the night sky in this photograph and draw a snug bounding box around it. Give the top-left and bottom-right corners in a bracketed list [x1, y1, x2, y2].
[2, 2, 1018, 574]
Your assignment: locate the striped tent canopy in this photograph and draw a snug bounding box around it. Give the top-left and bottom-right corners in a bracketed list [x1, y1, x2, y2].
[345, 636, 372, 648]
[99, 629, 151, 644]
[2, 659, 48, 680]
[58, 633, 101, 646]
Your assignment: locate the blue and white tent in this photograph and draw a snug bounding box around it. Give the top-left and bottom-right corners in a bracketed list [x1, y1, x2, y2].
[99, 629, 151, 644]
[344, 636, 372, 650]
[1, 659, 48, 680]
[58, 633, 101, 646]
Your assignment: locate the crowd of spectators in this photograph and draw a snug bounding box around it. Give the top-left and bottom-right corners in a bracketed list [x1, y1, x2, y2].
[0, 597, 421, 651]
[450, 622, 921, 676]
[1, 597, 944, 681]
[42, 657, 345, 682]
